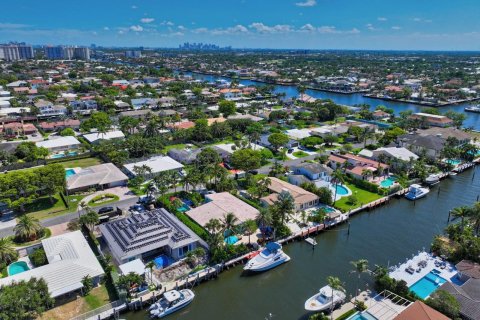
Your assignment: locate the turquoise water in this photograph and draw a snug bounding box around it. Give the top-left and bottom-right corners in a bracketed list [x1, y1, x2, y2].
[336, 185, 349, 196]
[446, 159, 461, 166]
[380, 176, 397, 188]
[65, 169, 76, 179]
[347, 312, 378, 320]
[409, 270, 447, 299]
[8, 261, 30, 276]
[177, 203, 190, 212]
[51, 151, 78, 159]
[224, 236, 239, 245]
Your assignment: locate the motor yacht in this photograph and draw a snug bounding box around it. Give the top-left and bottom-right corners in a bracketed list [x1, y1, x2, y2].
[405, 184, 429, 200]
[304, 285, 346, 312]
[244, 242, 290, 272]
[149, 289, 195, 318]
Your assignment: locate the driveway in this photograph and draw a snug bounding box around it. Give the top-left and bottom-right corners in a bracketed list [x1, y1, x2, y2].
[79, 186, 137, 208]
[0, 211, 17, 231]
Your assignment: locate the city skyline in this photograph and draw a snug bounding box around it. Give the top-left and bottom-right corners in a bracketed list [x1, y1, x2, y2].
[1, 0, 480, 50]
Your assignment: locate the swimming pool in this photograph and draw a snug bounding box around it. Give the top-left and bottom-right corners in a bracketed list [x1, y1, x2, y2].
[153, 255, 175, 269]
[224, 235, 239, 245]
[177, 203, 190, 212]
[8, 261, 30, 276]
[65, 168, 76, 179]
[346, 311, 378, 320]
[380, 176, 397, 188]
[51, 151, 78, 159]
[409, 270, 447, 299]
[335, 184, 349, 196]
[445, 159, 461, 166]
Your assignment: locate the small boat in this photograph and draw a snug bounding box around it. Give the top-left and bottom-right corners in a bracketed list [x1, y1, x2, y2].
[465, 106, 480, 113]
[305, 237, 317, 246]
[149, 289, 195, 318]
[244, 242, 290, 272]
[304, 285, 346, 312]
[405, 184, 429, 200]
[425, 174, 440, 186]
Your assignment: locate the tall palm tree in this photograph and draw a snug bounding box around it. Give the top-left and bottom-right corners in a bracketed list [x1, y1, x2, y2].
[205, 218, 222, 235]
[222, 212, 239, 235]
[14, 215, 43, 241]
[331, 169, 345, 206]
[256, 209, 273, 239]
[451, 206, 471, 231]
[350, 259, 369, 301]
[145, 260, 155, 284]
[326, 276, 345, 320]
[275, 191, 295, 225]
[0, 237, 17, 264]
[468, 202, 480, 235]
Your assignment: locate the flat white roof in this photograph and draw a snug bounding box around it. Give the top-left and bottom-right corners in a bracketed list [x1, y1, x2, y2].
[285, 128, 312, 140]
[119, 259, 146, 276]
[0, 231, 104, 298]
[123, 156, 184, 175]
[36, 136, 81, 149]
[214, 143, 264, 154]
[83, 130, 125, 143]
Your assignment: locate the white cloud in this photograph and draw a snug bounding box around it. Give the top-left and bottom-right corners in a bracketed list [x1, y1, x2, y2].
[211, 24, 249, 35]
[300, 24, 316, 32]
[378, 17, 388, 21]
[130, 25, 143, 32]
[178, 25, 187, 31]
[160, 21, 174, 26]
[366, 23, 375, 31]
[0, 22, 29, 29]
[140, 18, 155, 23]
[413, 17, 432, 23]
[192, 27, 209, 34]
[295, 0, 317, 7]
[249, 23, 292, 33]
[118, 30, 125, 35]
[392, 26, 402, 30]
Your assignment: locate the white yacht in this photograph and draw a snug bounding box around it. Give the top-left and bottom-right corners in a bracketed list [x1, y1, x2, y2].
[425, 174, 440, 186]
[149, 289, 195, 318]
[244, 242, 290, 272]
[304, 285, 346, 312]
[465, 105, 480, 113]
[405, 184, 430, 200]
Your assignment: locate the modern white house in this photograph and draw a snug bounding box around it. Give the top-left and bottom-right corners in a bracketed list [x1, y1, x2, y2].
[83, 130, 125, 144]
[36, 136, 81, 153]
[0, 231, 104, 299]
[66, 163, 129, 192]
[123, 156, 184, 179]
[99, 208, 204, 264]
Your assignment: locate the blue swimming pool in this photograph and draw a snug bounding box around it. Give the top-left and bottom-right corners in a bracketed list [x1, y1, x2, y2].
[409, 270, 447, 299]
[153, 255, 175, 269]
[65, 168, 76, 179]
[445, 159, 461, 166]
[380, 176, 397, 188]
[8, 261, 30, 276]
[224, 235, 239, 245]
[335, 184, 349, 196]
[346, 311, 378, 320]
[177, 203, 190, 212]
[51, 151, 78, 159]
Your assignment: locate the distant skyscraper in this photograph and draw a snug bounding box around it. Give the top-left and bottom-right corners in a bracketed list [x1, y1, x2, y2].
[44, 46, 65, 59]
[44, 46, 90, 60]
[74, 47, 90, 60]
[125, 50, 142, 58]
[0, 43, 34, 61]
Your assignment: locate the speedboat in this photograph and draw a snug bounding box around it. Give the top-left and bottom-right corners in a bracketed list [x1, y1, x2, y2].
[405, 184, 429, 200]
[425, 174, 440, 186]
[465, 105, 480, 113]
[149, 289, 195, 318]
[304, 285, 346, 312]
[244, 242, 290, 272]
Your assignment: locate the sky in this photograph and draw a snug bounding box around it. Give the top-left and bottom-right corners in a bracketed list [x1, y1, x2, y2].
[1, 0, 480, 50]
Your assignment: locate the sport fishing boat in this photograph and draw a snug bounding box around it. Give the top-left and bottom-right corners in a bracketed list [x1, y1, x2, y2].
[304, 285, 346, 312]
[405, 184, 430, 200]
[464, 105, 480, 113]
[244, 242, 290, 272]
[425, 174, 440, 186]
[149, 289, 195, 318]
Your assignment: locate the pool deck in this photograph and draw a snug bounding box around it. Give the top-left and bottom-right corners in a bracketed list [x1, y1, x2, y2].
[389, 251, 457, 287]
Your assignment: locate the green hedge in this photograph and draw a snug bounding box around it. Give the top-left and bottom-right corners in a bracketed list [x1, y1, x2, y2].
[175, 212, 208, 240]
[336, 309, 357, 320]
[235, 195, 262, 210]
[345, 174, 380, 194]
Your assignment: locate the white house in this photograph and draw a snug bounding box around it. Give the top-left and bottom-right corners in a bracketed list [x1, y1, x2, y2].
[83, 130, 125, 144]
[36, 136, 81, 153]
[123, 156, 184, 179]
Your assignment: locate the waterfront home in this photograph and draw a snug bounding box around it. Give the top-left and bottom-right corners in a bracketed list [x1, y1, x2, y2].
[123, 156, 184, 179]
[439, 277, 480, 320]
[0, 231, 104, 299]
[186, 192, 259, 228]
[397, 134, 446, 160]
[260, 177, 319, 211]
[38, 119, 81, 132]
[66, 163, 129, 192]
[409, 113, 453, 128]
[290, 162, 332, 181]
[36, 136, 81, 153]
[83, 130, 125, 144]
[372, 147, 419, 162]
[393, 301, 449, 320]
[99, 208, 203, 264]
[372, 110, 391, 120]
[328, 153, 389, 180]
[417, 127, 473, 145]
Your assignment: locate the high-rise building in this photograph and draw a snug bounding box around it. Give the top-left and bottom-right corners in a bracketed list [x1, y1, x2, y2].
[44, 46, 65, 59]
[74, 47, 90, 60]
[44, 46, 90, 60]
[125, 50, 142, 58]
[0, 43, 34, 61]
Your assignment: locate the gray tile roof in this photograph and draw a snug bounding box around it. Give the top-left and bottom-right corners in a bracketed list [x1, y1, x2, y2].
[440, 279, 480, 320]
[66, 163, 129, 191]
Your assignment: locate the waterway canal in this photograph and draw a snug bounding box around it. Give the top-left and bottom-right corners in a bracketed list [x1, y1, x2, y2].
[182, 72, 480, 130]
[124, 167, 480, 320]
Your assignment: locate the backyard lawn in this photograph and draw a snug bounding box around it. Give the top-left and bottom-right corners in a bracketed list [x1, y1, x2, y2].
[24, 194, 86, 220]
[38, 286, 111, 320]
[334, 183, 383, 212]
[57, 157, 103, 169]
[163, 143, 197, 152]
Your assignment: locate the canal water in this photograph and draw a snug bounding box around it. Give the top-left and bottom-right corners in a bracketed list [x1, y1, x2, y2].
[124, 167, 480, 320]
[183, 72, 480, 130]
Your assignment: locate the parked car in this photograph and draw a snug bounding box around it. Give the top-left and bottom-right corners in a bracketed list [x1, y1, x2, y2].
[248, 170, 259, 175]
[287, 148, 294, 154]
[98, 206, 115, 215]
[224, 162, 233, 170]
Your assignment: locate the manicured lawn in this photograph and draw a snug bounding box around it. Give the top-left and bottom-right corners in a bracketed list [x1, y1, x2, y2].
[292, 151, 309, 158]
[334, 182, 382, 212]
[38, 286, 111, 320]
[164, 143, 197, 152]
[57, 157, 103, 169]
[23, 193, 86, 220]
[88, 193, 120, 207]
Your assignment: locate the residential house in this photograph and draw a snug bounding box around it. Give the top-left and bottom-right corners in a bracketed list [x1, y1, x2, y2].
[372, 110, 390, 120]
[0, 231, 104, 299]
[36, 136, 81, 153]
[70, 99, 98, 115]
[258, 134, 298, 149]
[186, 192, 259, 227]
[372, 147, 419, 163]
[291, 162, 333, 181]
[123, 156, 184, 179]
[114, 100, 131, 111]
[167, 148, 203, 165]
[417, 127, 473, 145]
[83, 130, 125, 144]
[397, 134, 446, 160]
[66, 163, 129, 192]
[1, 122, 38, 137]
[38, 119, 81, 132]
[131, 98, 158, 110]
[99, 208, 203, 264]
[409, 113, 453, 128]
[393, 301, 450, 320]
[328, 153, 389, 180]
[260, 177, 319, 211]
[35, 100, 67, 118]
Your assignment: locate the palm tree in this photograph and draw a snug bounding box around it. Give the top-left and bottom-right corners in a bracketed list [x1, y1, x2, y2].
[145, 261, 155, 285]
[222, 212, 239, 235]
[256, 209, 273, 240]
[326, 276, 345, 319]
[331, 169, 345, 206]
[451, 206, 471, 231]
[274, 191, 295, 225]
[205, 218, 222, 235]
[243, 219, 258, 244]
[14, 215, 43, 242]
[468, 202, 480, 235]
[0, 237, 17, 264]
[350, 259, 369, 301]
